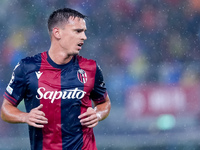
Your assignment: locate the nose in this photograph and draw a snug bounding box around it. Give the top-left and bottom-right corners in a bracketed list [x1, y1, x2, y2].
[82, 32, 87, 40]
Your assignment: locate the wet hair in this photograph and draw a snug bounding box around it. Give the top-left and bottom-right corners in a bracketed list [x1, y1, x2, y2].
[47, 8, 86, 33]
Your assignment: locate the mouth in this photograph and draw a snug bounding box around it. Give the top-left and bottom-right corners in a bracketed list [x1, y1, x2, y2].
[77, 42, 84, 50]
[78, 43, 83, 47]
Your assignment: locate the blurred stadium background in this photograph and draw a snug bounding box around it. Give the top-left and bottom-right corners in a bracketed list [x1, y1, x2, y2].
[1, 0, 200, 149]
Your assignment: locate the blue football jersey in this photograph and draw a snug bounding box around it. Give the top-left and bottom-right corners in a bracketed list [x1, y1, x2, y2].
[4, 51, 107, 150]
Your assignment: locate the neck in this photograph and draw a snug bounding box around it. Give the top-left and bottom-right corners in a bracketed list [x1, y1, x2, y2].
[48, 47, 73, 65]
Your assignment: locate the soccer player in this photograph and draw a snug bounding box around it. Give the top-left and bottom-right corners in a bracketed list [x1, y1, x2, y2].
[1, 8, 111, 150]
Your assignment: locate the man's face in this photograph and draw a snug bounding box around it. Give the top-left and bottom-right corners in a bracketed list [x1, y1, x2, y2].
[58, 17, 87, 56]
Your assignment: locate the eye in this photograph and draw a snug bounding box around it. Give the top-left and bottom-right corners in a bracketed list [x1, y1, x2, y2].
[76, 29, 83, 33]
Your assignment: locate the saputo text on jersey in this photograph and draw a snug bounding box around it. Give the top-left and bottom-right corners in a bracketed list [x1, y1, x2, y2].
[36, 87, 86, 103]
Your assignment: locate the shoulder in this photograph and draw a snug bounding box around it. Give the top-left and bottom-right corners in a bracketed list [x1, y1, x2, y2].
[21, 52, 42, 64]
[76, 55, 97, 72]
[19, 52, 43, 73]
[76, 55, 96, 65]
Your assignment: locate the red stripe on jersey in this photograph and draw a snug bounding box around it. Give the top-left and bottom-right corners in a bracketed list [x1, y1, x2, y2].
[39, 52, 62, 150]
[77, 56, 98, 150]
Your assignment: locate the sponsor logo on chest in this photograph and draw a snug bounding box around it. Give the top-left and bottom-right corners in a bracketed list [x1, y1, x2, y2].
[36, 87, 86, 103]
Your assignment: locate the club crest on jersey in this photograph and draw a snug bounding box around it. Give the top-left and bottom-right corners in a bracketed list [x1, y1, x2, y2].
[77, 69, 87, 84]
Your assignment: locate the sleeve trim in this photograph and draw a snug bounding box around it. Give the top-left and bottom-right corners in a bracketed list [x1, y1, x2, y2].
[3, 92, 18, 106]
[92, 91, 108, 104]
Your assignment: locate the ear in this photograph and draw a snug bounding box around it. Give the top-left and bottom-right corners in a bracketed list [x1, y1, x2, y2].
[52, 27, 61, 39]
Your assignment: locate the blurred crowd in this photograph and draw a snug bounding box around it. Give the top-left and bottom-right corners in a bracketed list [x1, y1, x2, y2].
[0, 0, 200, 105]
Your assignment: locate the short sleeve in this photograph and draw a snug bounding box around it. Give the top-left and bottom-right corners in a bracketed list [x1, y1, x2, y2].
[90, 64, 107, 104]
[3, 61, 26, 106]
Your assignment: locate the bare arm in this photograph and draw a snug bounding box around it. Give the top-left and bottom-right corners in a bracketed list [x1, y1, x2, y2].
[78, 95, 111, 128]
[1, 98, 48, 128]
[94, 95, 111, 121]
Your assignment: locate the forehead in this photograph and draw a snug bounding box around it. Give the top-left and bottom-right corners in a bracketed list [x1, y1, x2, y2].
[65, 17, 87, 29]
